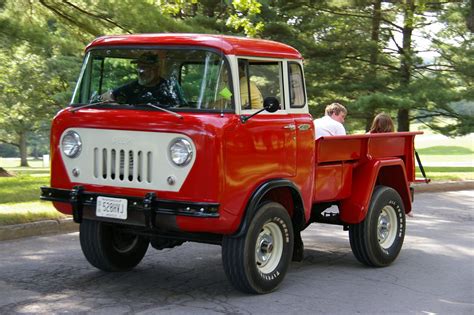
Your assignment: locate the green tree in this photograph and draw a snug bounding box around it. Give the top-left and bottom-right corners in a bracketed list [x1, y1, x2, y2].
[0, 46, 66, 166]
[0, 0, 83, 165]
[259, 1, 472, 134]
[424, 0, 474, 136]
[0, 0, 472, 167]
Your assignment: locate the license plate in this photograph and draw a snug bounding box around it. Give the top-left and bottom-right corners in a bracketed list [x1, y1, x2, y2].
[96, 196, 128, 220]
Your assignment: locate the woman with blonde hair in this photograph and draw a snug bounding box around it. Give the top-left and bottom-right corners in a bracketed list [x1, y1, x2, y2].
[369, 113, 394, 133]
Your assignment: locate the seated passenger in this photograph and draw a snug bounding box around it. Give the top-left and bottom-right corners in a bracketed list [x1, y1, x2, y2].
[368, 113, 394, 133]
[239, 62, 263, 110]
[314, 103, 347, 139]
[102, 53, 185, 106]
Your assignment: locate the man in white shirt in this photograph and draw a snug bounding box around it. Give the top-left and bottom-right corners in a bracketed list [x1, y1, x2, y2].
[314, 103, 347, 139]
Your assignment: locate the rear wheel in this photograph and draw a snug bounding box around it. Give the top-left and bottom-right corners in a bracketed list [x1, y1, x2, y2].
[80, 220, 149, 271]
[349, 186, 406, 267]
[222, 202, 294, 294]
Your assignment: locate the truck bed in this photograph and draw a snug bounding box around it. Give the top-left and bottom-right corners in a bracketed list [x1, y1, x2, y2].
[312, 132, 422, 203]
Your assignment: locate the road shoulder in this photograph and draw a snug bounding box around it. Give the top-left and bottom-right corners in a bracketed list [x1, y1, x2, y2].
[414, 180, 474, 193]
[0, 218, 77, 241]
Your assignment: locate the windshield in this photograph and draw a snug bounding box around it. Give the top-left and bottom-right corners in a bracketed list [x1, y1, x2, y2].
[71, 48, 233, 111]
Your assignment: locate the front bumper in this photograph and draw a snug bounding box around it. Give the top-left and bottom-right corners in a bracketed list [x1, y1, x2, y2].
[40, 186, 219, 229]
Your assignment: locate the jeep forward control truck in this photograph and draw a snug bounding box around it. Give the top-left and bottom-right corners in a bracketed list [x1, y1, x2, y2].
[41, 34, 420, 294]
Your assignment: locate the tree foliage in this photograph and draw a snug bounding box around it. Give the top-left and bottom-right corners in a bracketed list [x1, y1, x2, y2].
[257, 0, 473, 134]
[0, 0, 472, 165]
[0, 0, 83, 165]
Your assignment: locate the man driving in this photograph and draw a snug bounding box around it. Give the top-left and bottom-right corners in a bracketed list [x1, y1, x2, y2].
[102, 53, 185, 106]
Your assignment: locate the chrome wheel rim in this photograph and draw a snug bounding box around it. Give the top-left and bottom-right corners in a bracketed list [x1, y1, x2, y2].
[255, 221, 283, 274]
[377, 205, 398, 249]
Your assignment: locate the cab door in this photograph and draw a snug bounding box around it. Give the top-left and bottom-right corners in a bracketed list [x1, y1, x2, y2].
[224, 58, 296, 189]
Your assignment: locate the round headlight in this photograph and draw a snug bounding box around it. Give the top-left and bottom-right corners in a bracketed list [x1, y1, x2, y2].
[62, 131, 82, 158]
[169, 138, 193, 166]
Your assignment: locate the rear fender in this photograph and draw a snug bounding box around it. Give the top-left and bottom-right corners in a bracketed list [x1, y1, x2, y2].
[339, 158, 411, 224]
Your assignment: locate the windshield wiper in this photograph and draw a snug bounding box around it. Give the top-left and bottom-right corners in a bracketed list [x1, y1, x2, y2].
[69, 100, 120, 112]
[138, 103, 183, 119]
[69, 101, 183, 119]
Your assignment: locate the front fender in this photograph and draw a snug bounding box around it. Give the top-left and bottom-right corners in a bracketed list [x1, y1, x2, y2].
[232, 179, 305, 238]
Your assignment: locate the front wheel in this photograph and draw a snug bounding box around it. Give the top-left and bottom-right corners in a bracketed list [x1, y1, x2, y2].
[80, 220, 149, 272]
[349, 186, 406, 267]
[222, 202, 294, 294]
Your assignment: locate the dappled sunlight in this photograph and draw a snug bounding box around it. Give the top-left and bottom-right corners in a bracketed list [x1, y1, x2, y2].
[302, 224, 348, 243]
[439, 299, 474, 307]
[2, 248, 66, 262]
[20, 255, 47, 261]
[408, 214, 454, 226]
[39, 293, 72, 301]
[412, 190, 474, 225]
[16, 297, 91, 314]
[22, 248, 60, 256]
[415, 204, 473, 216]
[407, 234, 474, 258]
[446, 190, 474, 199]
[29, 173, 50, 178]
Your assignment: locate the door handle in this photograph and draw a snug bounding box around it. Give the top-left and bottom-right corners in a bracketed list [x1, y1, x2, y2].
[298, 124, 311, 131]
[283, 124, 296, 130]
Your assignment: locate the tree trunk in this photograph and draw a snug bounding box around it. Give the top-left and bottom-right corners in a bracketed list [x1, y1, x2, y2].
[0, 167, 13, 177]
[191, 3, 198, 16]
[370, 0, 381, 79]
[366, 0, 382, 132]
[397, 108, 410, 131]
[468, 0, 474, 32]
[19, 131, 29, 167]
[397, 0, 415, 131]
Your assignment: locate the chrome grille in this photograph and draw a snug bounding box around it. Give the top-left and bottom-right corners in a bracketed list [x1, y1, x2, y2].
[93, 148, 152, 183]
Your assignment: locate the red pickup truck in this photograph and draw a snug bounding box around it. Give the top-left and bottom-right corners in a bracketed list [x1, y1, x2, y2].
[41, 34, 420, 294]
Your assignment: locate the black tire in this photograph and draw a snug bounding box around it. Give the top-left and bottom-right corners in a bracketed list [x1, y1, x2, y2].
[222, 202, 294, 294]
[79, 220, 149, 272]
[349, 186, 406, 267]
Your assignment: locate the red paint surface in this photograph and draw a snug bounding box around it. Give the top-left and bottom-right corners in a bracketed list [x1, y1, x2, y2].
[87, 34, 302, 59]
[50, 108, 314, 233]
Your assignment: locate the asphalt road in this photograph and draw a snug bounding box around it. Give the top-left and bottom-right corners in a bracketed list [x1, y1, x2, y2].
[0, 190, 473, 314]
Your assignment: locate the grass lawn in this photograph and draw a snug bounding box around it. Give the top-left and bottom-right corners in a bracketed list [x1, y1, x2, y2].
[0, 202, 66, 226]
[416, 166, 474, 181]
[414, 137, 473, 180]
[0, 163, 67, 226]
[0, 174, 50, 203]
[416, 146, 472, 155]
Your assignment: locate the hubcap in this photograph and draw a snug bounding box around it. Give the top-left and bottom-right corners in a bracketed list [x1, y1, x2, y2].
[377, 205, 398, 249]
[255, 222, 283, 274]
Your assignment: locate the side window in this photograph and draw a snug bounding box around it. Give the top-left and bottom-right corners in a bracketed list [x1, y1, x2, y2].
[289, 62, 305, 108]
[239, 59, 282, 110]
[180, 61, 232, 110]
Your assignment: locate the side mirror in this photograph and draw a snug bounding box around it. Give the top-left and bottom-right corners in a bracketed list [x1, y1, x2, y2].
[263, 97, 280, 113]
[240, 96, 281, 124]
